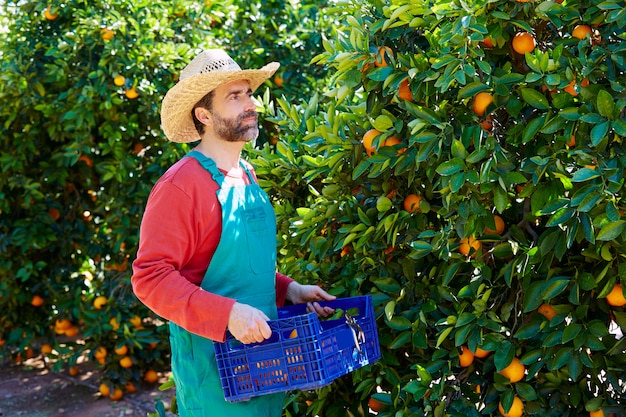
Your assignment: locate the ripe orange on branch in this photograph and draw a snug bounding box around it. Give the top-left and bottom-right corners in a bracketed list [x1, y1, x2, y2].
[538, 303, 557, 320]
[572, 24, 592, 40]
[362, 129, 381, 156]
[31, 295, 45, 307]
[374, 46, 393, 67]
[512, 32, 536, 54]
[472, 92, 493, 117]
[484, 214, 505, 235]
[499, 357, 525, 383]
[398, 79, 413, 101]
[459, 346, 474, 367]
[606, 284, 626, 307]
[498, 396, 524, 417]
[459, 236, 481, 257]
[403, 194, 423, 213]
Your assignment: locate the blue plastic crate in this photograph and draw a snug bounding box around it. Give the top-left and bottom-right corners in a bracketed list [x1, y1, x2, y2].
[213, 295, 381, 402]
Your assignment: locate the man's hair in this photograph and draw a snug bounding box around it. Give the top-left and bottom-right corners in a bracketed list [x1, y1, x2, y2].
[191, 90, 216, 136]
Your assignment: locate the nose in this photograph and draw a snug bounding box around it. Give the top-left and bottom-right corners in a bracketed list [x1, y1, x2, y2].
[243, 95, 256, 112]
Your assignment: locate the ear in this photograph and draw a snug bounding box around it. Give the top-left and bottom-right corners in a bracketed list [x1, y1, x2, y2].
[194, 107, 212, 127]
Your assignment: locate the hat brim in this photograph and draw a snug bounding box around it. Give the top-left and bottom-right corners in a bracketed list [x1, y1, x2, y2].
[161, 62, 279, 143]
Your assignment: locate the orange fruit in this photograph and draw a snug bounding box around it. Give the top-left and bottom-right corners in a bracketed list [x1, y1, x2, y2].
[64, 325, 79, 337]
[31, 295, 45, 307]
[109, 317, 120, 331]
[144, 369, 159, 383]
[606, 284, 626, 307]
[472, 92, 493, 117]
[101, 28, 114, 41]
[564, 80, 579, 96]
[481, 37, 494, 48]
[480, 115, 493, 131]
[374, 46, 393, 67]
[382, 136, 407, 154]
[48, 207, 61, 221]
[109, 387, 124, 401]
[474, 347, 491, 359]
[459, 236, 482, 257]
[124, 381, 137, 393]
[459, 346, 475, 367]
[129, 315, 143, 328]
[572, 24, 592, 40]
[99, 383, 111, 397]
[119, 356, 133, 368]
[125, 87, 139, 99]
[94, 346, 108, 360]
[499, 357, 525, 383]
[368, 396, 384, 412]
[538, 303, 557, 320]
[362, 129, 381, 156]
[41, 343, 53, 355]
[93, 295, 107, 310]
[512, 32, 536, 54]
[403, 194, 423, 213]
[114, 345, 128, 355]
[55, 318, 72, 334]
[273, 74, 284, 87]
[288, 329, 298, 339]
[398, 79, 413, 101]
[498, 396, 524, 417]
[44, 6, 58, 20]
[78, 154, 93, 167]
[484, 214, 505, 235]
[68, 366, 80, 376]
[113, 75, 126, 86]
[567, 135, 576, 147]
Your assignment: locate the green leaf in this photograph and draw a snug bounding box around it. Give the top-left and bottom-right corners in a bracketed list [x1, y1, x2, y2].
[546, 208, 575, 227]
[522, 115, 546, 143]
[596, 90, 615, 119]
[373, 115, 394, 131]
[590, 121, 610, 146]
[543, 277, 571, 300]
[571, 167, 601, 182]
[520, 87, 550, 110]
[597, 220, 626, 241]
[368, 66, 394, 81]
[494, 186, 509, 213]
[458, 82, 489, 99]
[562, 323, 582, 343]
[436, 158, 465, 176]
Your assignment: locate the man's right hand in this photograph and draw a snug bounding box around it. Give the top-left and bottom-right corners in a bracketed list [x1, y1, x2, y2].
[227, 302, 272, 344]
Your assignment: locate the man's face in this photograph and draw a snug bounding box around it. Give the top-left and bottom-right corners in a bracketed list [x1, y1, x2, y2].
[209, 79, 258, 143]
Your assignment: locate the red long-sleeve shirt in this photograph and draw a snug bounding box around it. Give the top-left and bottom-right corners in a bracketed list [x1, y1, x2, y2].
[131, 156, 293, 342]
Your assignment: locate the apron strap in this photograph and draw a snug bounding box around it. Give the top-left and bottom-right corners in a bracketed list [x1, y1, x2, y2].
[186, 150, 225, 186]
[239, 161, 257, 184]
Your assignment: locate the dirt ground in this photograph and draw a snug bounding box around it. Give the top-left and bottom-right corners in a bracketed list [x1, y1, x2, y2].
[0, 356, 175, 417]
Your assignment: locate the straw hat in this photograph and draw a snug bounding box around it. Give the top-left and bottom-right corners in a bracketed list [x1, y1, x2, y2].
[161, 49, 279, 143]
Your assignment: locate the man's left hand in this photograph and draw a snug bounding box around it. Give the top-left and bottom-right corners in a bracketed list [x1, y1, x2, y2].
[286, 282, 336, 317]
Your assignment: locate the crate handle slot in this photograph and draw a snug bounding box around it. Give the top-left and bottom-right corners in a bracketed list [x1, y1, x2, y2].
[345, 312, 365, 354]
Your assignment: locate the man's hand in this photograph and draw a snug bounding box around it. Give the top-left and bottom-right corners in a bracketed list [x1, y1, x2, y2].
[227, 302, 272, 344]
[286, 282, 336, 317]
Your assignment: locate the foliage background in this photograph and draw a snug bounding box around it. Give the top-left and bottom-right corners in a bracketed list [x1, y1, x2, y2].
[2, 0, 626, 416]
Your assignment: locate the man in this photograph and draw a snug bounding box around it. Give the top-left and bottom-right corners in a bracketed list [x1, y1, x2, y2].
[132, 49, 335, 417]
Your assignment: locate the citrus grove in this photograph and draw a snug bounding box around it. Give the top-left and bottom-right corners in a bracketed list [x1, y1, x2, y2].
[1, 1, 625, 417]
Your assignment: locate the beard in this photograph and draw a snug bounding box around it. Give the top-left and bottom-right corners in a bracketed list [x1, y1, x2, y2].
[211, 110, 259, 143]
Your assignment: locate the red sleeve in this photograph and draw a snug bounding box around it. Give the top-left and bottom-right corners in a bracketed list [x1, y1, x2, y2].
[275, 272, 294, 308]
[131, 160, 235, 342]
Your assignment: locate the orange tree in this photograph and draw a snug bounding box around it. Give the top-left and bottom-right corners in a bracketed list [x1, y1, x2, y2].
[0, 0, 328, 402]
[251, 0, 626, 416]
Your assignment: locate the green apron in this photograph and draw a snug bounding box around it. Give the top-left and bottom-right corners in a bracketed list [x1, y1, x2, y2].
[169, 151, 284, 417]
